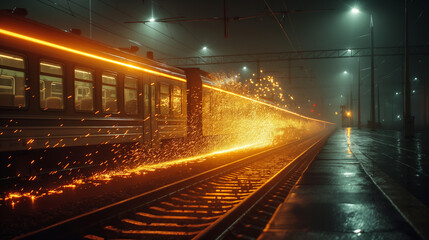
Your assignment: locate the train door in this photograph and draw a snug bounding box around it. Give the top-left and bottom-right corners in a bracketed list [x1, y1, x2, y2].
[150, 79, 160, 148]
[143, 78, 151, 146]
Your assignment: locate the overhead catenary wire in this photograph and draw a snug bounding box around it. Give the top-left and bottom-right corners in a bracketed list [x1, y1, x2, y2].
[35, 0, 192, 58]
[281, 1, 304, 56]
[35, 0, 158, 53]
[279, 0, 322, 92]
[66, 0, 191, 57]
[97, 0, 202, 55]
[263, 0, 313, 80]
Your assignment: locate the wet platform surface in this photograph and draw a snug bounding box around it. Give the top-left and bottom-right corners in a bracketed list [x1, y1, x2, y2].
[259, 128, 428, 240]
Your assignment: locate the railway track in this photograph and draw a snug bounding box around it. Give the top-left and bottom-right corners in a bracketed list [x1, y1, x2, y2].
[18, 130, 332, 240]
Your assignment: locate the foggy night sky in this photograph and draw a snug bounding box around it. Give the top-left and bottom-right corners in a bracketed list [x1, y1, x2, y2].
[1, 0, 428, 127]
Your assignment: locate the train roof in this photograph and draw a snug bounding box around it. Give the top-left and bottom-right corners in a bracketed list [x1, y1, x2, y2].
[0, 9, 186, 82]
[0, 9, 333, 125]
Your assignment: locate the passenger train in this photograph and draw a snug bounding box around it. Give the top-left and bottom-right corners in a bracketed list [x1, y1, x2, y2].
[0, 9, 330, 178]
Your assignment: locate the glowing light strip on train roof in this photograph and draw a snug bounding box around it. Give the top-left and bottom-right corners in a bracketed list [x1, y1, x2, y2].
[0, 29, 332, 124]
[0, 28, 186, 83]
[202, 84, 334, 124]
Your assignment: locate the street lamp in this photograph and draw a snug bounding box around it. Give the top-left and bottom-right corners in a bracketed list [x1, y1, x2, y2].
[350, 7, 375, 131]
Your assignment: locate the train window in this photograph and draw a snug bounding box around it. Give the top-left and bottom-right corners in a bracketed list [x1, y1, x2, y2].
[0, 52, 24, 69]
[144, 84, 149, 116]
[74, 68, 94, 111]
[160, 83, 170, 116]
[102, 72, 118, 113]
[172, 86, 182, 115]
[40, 61, 64, 110]
[124, 76, 138, 115]
[0, 51, 26, 108]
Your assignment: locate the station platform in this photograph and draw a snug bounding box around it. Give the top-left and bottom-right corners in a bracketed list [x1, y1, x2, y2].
[259, 128, 429, 240]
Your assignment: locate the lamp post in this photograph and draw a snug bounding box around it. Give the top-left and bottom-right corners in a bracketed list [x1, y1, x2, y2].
[343, 70, 354, 127]
[403, 0, 414, 137]
[353, 2, 413, 134]
[370, 14, 375, 131]
[346, 58, 362, 129]
[358, 58, 361, 129]
[351, 8, 373, 130]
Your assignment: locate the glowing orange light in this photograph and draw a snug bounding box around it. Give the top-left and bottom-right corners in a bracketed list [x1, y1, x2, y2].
[202, 84, 333, 124]
[0, 29, 186, 83]
[346, 127, 352, 147]
[346, 111, 351, 117]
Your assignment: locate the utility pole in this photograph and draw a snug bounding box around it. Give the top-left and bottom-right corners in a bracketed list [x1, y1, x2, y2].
[223, 0, 228, 38]
[425, 78, 428, 128]
[358, 58, 361, 129]
[370, 14, 375, 131]
[377, 83, 380, 126]
[403, 0, 414, 137]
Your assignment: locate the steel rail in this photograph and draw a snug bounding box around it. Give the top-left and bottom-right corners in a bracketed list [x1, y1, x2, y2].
[194, 130, 330, 239]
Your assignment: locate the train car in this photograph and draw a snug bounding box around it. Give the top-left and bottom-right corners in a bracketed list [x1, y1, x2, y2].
[0, 10, 187, 176]
[0, 9, 331, 180]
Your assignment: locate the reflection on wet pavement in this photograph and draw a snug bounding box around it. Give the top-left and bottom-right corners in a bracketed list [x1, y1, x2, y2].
[259, 129, 421, 240]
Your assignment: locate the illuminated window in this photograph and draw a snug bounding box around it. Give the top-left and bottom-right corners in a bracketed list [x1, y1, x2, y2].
[74, 68, 94, 111]
[40, 61, 63, 110]
[160, 84, 170, 116]
[172, 86, 182, 115]
[102, 72, 118, 113]
[124, 76, 138, 115]
[0, 51, 26, 108]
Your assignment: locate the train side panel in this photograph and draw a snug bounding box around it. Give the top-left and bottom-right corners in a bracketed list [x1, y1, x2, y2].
[0, 13, 187, 153]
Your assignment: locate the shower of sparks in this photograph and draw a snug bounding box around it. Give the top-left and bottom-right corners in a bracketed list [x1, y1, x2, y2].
[209, 72, 290, 109]
[2, 142, 265, 205]
[0, 27, 331, 208]
[1, 73, 328, 207]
